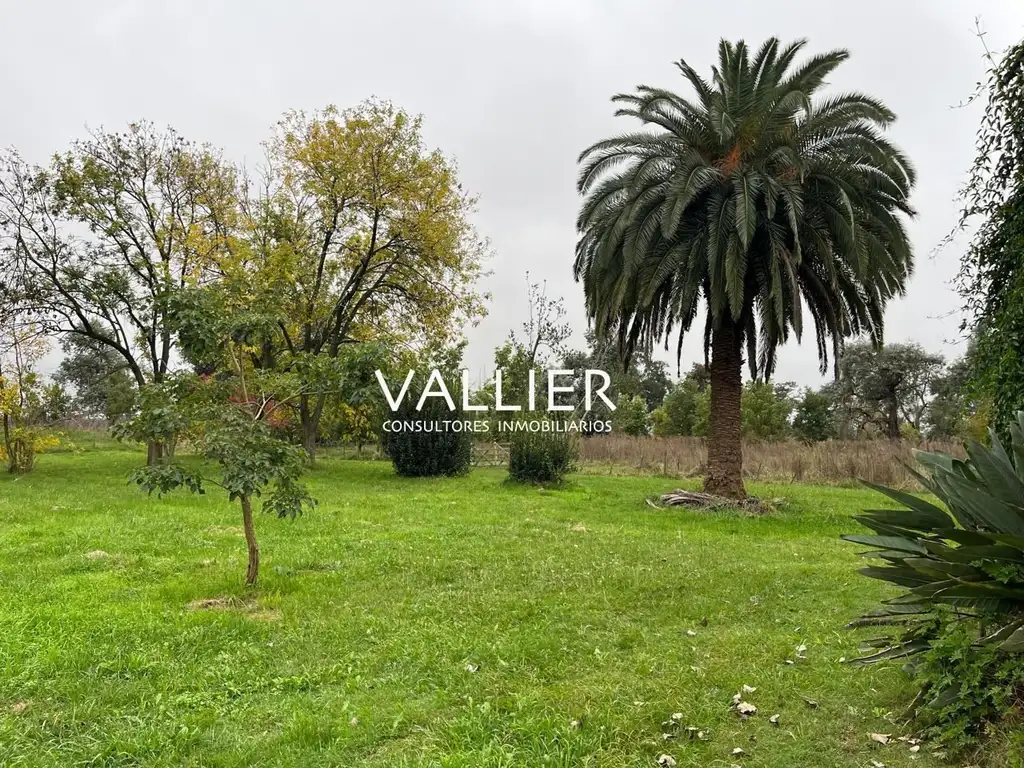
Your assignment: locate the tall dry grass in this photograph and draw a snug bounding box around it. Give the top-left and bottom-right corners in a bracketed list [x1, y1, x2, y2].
[579, 435, 964, 488]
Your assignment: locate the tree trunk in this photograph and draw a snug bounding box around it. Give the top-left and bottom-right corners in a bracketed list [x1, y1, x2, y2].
[886, 399, 900, 441]
[146, 440, 165, 466]
[2, 413, 13, 473]
[704, 318, 746, 499]
[299, 395, 318, 465]
[241, 494, 260, 586]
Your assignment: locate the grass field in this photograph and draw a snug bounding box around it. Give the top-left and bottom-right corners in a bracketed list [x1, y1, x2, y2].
[0, 447, 948, 767]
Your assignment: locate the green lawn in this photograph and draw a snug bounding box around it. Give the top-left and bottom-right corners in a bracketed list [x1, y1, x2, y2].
[0, 449, 945, 767]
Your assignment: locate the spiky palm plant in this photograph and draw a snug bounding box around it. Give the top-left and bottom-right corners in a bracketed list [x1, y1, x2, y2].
[846, 413, 1024, 661]
[844, 414, 1024, 741]
[575, 38, 916, 497]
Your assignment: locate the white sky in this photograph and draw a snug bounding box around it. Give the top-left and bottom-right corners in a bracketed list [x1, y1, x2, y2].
[3, 0, 1023, 385]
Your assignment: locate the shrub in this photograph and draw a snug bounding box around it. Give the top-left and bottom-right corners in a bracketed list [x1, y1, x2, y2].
[507, 423, 578, 484]
[913, 624, 1024, 754]
[844, 411, 1024, 752]
[382, 390, 472, 478]
[614, 394, 650, 436]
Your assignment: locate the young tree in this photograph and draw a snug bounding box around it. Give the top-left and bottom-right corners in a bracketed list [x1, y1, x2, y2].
[230, 101, 488, 461]
[122, 369, 314, 586]
[576, 39, 915, 497]
[0, 124, 238, 463]
[475, 276, 572, 412]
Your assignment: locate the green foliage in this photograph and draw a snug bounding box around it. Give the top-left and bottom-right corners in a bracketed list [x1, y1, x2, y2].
[474, 339, 542, 411]
[955, 39, 1024, 440]
[234, 100, 488, 458]
[835, 342, 945, 440]
[693, 388, 711, 437]
[613, 394, 650, 436]
[651, 367, 707, 436]
[125, 377, 314, 521]
[0, 325, 60, 473]
[120, 368, 315, 584]
[0, 122, 238, 400]
[912, 624, 1024, 754]
[924, 354, 973, 440]
[507, 423, 579, 485]
[741, 381, 793, 441]
[575, 38, 915, 379]
[792, 387, 836, 443]
[381, 387, 472, 478]
[845, 411, 1024, 751]
[575, 38, 914, 495]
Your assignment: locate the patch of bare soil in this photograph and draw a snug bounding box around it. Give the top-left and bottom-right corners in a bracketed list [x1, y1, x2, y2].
[186, 597, 281, 621]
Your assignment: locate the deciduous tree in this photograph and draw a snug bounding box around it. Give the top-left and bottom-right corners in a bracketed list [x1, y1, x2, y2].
[0, 123, 238, 463]
[835, 341, 944, 440]
[229, 101, 488, 461]
[792, 387, 836, 443]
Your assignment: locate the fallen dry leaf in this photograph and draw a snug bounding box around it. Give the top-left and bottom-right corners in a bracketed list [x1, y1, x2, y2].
[741, 684, 757, 694]
[11, 701, 28, 714]
[769, 714, 780, 726]
[731, 747, 745, 756]
[869, 733, 891, 745]
[656, 755, 677, 767]
[802, 696, 819, 708]
[736, 702, 757, 716]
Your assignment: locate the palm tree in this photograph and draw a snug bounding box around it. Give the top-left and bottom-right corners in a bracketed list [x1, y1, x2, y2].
[575, 38, 915, 498]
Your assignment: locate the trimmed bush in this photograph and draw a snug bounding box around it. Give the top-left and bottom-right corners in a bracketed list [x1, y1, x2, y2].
[382, 391, 472, 478]
[507, 423, 578, 484]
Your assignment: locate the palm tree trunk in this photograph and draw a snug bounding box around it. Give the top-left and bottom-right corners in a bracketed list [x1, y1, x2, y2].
[704, 319, 746, 499]
[241, 494, 260, 586]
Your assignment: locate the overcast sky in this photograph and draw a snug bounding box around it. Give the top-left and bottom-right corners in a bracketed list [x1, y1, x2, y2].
[3, 0, 1023, 386]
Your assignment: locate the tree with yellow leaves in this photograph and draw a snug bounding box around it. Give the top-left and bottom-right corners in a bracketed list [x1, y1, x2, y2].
[0, 319, 56, 473]
[220, 100, 489, 460]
